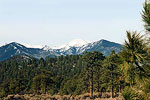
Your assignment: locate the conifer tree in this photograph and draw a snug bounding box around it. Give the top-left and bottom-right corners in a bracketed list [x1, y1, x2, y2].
[121, 31, 149, 87]
[83, 51, 105, 98]
[142, 0, 150, 33]
[103, 51, 120, 98]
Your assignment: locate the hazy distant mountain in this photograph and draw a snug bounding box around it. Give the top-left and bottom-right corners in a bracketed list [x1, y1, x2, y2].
[0, 42, 59, 61]
[77, 39, 122, 56]
[55, 39, 122, 56]
[0, 39, 122, 61]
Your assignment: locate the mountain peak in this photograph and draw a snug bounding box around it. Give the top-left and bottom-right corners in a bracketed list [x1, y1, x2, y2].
[67, 39, 89, 47]
[5, 42, 24, 48]
[59, 39, 89, 51]
[10, 42, 17, 44]
[94, 39, 121, 48]
[9, 42, 20, 45]
[52, 39, 89, 50]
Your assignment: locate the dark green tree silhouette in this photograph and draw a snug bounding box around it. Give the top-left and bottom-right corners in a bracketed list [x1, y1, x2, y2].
[103, 51, 121, 98]
[83, 51, 105, 98]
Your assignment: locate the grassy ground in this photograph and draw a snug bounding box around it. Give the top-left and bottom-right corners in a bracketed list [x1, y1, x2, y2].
[2, 93, 125, 100]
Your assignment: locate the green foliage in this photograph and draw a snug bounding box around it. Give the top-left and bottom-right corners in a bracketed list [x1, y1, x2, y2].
[103, 51, 121, 98]
[9, 79, 26, 94]
[31, 70, 54, 94]
[122, 87, 137, 100]
[0, 50, 127, 99]
[120, 31, 149, 86]
[59, 79, 77, 95]
[137, 80, 150, 100]
[82, 51, 105, 97]
[0, 55, 84, 97]
[142, 1, 150, 32]
[0, 88, 7, 98]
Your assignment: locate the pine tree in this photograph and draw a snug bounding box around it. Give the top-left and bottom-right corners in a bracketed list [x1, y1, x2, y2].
[121, 31, 149, 87]
[142, 0, 150, 33]
[103, 51, 121, 98]
[83, 51, 105, 98]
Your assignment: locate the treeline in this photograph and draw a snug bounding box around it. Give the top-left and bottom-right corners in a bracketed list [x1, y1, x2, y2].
[1, 0, 150, 99]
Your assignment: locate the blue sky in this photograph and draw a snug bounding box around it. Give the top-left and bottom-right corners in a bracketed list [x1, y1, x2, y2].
[0, 0, 144, 47]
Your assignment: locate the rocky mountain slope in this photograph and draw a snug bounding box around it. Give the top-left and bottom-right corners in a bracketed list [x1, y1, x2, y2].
[0, 39, 122, 61]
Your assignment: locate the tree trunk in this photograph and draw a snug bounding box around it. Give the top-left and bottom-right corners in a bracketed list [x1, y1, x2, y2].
[111, 85, 114, 98]
[119, 84, 121, 95]
[90, 80, 93, 98]
[90, 71, 93, 98]
[97, 81, 100, 92]
[111, 73, 114, 98]
[97, 66, 100, 93]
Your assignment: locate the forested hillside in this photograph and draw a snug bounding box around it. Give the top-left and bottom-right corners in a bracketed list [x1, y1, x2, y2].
[0, 50, 123, 99]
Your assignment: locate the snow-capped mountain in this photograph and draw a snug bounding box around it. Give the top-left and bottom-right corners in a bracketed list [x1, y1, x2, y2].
[77, 39, 122, 56]
[53, 39, 90, 54]
[42, 45, 52, 51]
[65, 39, 89, 47]
[22, 43, 45, 49]
[22, 43, 53, 51]
[55, 39, 122, 56]
[0, 43, 8, 47]
[52, 39, 89, 50]
[0, 39, 122, 61]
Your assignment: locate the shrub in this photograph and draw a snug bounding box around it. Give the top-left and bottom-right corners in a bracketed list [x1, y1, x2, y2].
[122, 87, 137, 100]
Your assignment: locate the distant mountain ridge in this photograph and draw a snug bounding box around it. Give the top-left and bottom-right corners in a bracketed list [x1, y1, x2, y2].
[0, 39, 122, 61]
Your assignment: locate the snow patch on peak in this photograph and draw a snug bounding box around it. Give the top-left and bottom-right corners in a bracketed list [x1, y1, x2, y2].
[68, 39, 89, 47]
[61, 39, 89, 50]
[0, 43, 7, 47]
[42, 45, 52, 51]
[52, 45, 66, 49]
[14, 43, 24, 48]
[22, 43, 44, 49]
[14, 46, 17, 49]
[52, 39, 89, 50]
